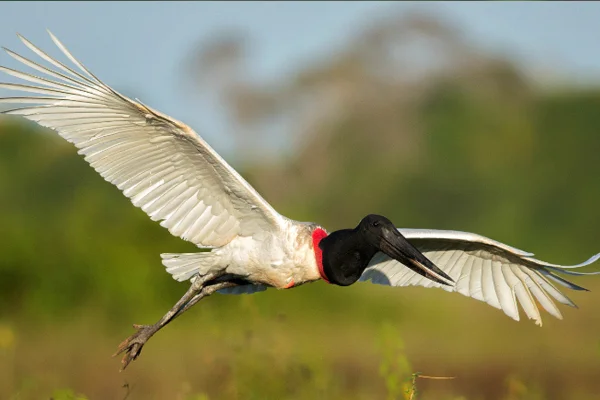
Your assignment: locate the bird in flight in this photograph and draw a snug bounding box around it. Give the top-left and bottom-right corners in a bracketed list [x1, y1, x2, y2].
[1, 32, 598, 371]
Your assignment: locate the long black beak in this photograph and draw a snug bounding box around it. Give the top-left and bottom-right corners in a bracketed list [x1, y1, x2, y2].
[378, 229, 455, 286]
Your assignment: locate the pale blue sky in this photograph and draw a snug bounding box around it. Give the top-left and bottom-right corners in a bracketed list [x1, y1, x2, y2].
[1, 2, 600, 160]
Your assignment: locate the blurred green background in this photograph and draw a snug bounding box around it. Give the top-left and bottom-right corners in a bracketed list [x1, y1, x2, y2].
[1, 3, 600, 400]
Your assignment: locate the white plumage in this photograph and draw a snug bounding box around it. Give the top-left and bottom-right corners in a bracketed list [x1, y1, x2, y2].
[0, 32, 286, 252]
[361, 229, 600, 326]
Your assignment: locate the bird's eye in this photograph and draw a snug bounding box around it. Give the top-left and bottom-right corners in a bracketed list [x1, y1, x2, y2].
[372, 221, 380, 227]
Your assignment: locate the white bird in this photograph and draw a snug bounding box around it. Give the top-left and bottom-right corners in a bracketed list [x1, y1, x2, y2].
[1, 32, 598, 371]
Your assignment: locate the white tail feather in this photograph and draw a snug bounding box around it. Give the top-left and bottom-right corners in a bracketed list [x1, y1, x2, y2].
[161, 252, 268, 295]
[161, 252, 221, 282]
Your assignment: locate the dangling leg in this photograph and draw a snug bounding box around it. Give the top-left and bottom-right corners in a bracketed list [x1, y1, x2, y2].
[113, 274, 236, 371]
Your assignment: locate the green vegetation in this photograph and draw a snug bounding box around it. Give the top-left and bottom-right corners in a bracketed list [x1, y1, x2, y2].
[1, 13, 599, 400]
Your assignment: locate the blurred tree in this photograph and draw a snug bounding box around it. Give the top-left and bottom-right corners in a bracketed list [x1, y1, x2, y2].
[179, 11, 599, 262]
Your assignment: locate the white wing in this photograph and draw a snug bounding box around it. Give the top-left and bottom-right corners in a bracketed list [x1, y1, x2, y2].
[360, 228, 600, 326]
[0, 32, 286, 248]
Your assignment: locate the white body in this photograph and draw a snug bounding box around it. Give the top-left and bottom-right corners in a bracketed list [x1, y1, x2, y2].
[163, 219, 323, 289]
[222, 220, 323, 288]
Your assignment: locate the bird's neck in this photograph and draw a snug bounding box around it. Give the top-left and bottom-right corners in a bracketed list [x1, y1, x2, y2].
[312, 228, 329, 282]
[316, 228, 378, 286]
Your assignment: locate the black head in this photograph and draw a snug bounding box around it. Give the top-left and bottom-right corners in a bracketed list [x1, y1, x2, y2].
[319, 214, 454, 287]
[357, 214, 398, 246]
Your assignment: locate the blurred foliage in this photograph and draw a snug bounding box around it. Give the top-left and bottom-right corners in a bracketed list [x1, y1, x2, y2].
[50, 389, 89, 400]
[1, 11, 600, 400]
[377, 323, 412, 400]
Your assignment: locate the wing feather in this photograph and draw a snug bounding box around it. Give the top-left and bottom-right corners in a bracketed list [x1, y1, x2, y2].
[360, 228, 600, 326]
[0, 32, 286, 248]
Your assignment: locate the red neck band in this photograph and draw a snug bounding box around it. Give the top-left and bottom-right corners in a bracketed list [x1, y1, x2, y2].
[312, 228, 330, 283]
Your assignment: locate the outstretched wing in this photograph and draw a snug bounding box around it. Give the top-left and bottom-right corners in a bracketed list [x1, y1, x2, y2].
[0, 32, 286, 248]
[360, 228, 600, 326]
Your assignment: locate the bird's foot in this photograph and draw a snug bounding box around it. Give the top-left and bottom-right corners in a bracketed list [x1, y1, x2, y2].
[112, 323, 156, 371]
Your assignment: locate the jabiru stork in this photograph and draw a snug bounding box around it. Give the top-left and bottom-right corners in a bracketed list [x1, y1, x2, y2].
[1, 32, 599, 371]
